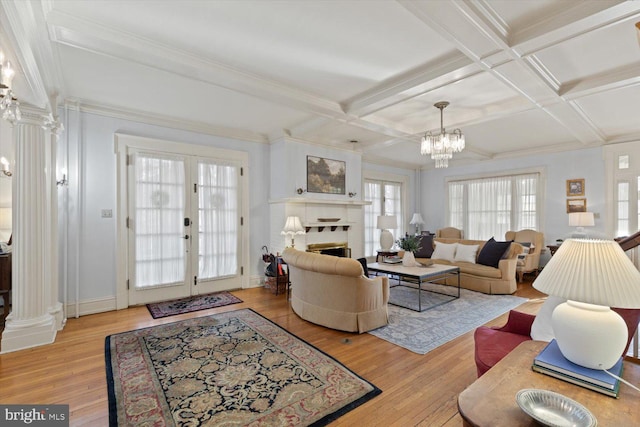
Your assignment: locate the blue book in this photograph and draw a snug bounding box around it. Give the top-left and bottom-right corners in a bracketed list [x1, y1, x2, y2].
[533, 339, 622, 390]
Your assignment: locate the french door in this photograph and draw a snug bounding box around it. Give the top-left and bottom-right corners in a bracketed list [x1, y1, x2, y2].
[126, 150, 243, 305]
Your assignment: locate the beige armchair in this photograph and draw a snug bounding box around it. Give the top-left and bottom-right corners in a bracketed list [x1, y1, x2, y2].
[505, 229, 544, 282]
[282, 248, 389, 333]
[436, 227, 463, 239]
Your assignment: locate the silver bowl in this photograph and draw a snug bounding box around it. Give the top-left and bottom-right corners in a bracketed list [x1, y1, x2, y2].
[516, 389, 597, 427]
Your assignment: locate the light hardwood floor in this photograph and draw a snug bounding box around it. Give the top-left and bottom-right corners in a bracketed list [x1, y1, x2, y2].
[0, 278, 546, 426]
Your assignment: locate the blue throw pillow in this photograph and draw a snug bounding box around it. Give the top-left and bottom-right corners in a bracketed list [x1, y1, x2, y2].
[477, 237, 512, 268]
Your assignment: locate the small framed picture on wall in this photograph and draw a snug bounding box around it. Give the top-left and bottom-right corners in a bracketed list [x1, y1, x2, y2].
[567, 198, 587, 213]
[566, 178, 585, 197]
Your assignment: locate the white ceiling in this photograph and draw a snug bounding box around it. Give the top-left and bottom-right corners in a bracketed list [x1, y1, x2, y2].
[2, 0, 640, 169]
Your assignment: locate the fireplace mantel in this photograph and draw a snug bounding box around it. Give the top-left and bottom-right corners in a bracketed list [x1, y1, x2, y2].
[269, 198, 371, 206]
[269, 197, 367, 257]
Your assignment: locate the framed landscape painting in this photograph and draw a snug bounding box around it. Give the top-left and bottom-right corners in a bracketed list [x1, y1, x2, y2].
[566, 198, 587, 213]
[307, 156, 346, 194]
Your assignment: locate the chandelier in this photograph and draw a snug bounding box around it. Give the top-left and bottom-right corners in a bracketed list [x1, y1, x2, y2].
[0, 49, 21, 124]
[420, 101, 465, 168]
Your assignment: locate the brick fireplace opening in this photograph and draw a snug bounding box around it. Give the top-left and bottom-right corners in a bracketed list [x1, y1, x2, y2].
[306, 242, 351, 258]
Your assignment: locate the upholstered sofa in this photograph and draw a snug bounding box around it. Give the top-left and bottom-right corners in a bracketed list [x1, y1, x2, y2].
[282, 247, 389, 333]
[412, 237, 523, 295]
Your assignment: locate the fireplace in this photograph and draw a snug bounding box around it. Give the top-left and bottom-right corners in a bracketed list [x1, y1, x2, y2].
[306, 242, 351, 258]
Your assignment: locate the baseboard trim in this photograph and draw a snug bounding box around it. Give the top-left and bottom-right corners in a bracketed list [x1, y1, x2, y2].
[65, 277, 264, 317]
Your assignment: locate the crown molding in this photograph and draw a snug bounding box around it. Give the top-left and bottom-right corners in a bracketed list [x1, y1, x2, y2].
[64, 99, 269, 144]
[47, 9, 346, 120]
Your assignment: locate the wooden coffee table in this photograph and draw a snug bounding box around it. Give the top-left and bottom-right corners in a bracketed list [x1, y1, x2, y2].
[367, 262, 460, 312]
[458, 340, 640, 426]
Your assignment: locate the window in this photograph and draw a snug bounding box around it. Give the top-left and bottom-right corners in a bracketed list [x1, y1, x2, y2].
[447, 172, 541, 240]
[364, 179, 403, 256]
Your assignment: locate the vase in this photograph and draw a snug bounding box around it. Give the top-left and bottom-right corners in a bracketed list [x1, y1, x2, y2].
[402, 251, 416, 266]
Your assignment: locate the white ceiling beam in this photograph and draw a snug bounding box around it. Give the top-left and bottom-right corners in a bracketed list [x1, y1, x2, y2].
[560, 63, 640, 99]
[511, 1, 640, 56]
[343, 53, 477, 117]
[46, 9, 348, 121]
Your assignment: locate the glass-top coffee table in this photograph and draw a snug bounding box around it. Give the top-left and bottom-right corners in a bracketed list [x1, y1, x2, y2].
[367, 262, 460, 312]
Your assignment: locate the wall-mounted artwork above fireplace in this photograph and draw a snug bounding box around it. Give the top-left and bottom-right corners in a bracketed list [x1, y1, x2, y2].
[307, 156, 345, 194]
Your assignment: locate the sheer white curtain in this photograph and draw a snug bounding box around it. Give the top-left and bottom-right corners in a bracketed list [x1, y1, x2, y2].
[134, 153, 185, 288]
[448, 173, 540, 240]
[364, 181, 382, 257]
[513, 174, 539, 230]
[467, 178, 512, 240]
[198, 160, 239, 279]
[364, 180, 403, 256]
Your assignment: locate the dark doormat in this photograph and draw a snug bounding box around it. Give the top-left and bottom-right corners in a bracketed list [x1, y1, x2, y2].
[146, 291, 243, 318]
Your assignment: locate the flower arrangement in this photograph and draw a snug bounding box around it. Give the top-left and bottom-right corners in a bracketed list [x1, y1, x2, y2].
[396, 234, 421, 253]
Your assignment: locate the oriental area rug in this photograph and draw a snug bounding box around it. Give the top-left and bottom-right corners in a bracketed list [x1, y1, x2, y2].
[105, 308, 381, 426]
[369, 282, 527, 354]
[146, 291, 242, 318]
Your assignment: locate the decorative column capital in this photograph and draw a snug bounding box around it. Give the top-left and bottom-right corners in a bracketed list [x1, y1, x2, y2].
[42, 112, 64, 137]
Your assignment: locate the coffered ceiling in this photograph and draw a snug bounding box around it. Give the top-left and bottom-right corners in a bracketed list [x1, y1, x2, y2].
[2, 0, 640, 169]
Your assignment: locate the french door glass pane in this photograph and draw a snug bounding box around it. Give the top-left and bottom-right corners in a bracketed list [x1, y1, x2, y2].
[198, 161, 239, 279]
[134, 154, 185, 288]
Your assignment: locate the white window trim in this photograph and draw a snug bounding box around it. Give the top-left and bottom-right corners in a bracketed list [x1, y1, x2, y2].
[363, 169, 409, 228]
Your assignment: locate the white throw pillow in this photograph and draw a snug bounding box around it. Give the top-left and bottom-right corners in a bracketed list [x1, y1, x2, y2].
[454, 244, 478, 263]
[432, 242, 457, 262]
[530, 296, 565, 341]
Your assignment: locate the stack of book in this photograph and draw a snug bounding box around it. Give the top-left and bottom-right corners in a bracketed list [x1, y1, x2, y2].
[532, 339, 623, 398]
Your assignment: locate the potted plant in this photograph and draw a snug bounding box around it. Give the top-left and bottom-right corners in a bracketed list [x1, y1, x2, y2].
[396, 234, 422, 266]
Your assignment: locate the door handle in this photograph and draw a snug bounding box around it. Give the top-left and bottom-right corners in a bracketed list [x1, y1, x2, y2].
[184, 235, 190, 240]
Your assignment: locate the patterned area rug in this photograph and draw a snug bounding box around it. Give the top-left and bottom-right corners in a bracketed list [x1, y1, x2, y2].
[369, 282, 527, 354]
[105, 308, 381, 426]
[146, 291, 243, 318]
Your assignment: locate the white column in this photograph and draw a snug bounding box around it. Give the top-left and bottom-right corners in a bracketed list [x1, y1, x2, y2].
[45, 109, 65, 330]
[1, 108, 58, 353]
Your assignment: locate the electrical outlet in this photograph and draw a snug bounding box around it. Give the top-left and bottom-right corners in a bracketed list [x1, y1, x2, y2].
[101, 209, 113, 218]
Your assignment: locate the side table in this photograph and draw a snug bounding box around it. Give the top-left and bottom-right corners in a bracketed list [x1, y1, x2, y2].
[458, 340, 640, 426]
[546, 245, 560, 256]
[376, 250, 398, 263]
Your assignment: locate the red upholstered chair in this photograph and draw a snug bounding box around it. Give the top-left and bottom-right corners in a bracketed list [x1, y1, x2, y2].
[474, 308, 640, 377]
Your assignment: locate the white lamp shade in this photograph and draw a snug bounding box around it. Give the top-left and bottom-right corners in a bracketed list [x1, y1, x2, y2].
[533, 238, 640, 369]
[0, 207, 11, 230]
[568, 212, 594, 227]
[376, 215, 397, 230]
[533, 239, 640, 308]
[281, 216, 305, 236]
[409, 213, 425, 225]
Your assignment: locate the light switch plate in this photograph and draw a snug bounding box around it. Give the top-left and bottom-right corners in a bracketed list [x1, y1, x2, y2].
[101, 209, 113, 218]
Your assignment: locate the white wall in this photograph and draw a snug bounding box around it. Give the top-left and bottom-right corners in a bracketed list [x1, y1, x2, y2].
[59, 109, 271, 304]
[421, 146, 606, 265]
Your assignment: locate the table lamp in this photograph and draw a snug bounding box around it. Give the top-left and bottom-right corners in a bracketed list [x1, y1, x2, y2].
[377, 215, 397, 252]
[568, 211, 594, 238]
[281, 216, 305, 248]
[533, 239, 640, 369]
[409, 213, 425, 235]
